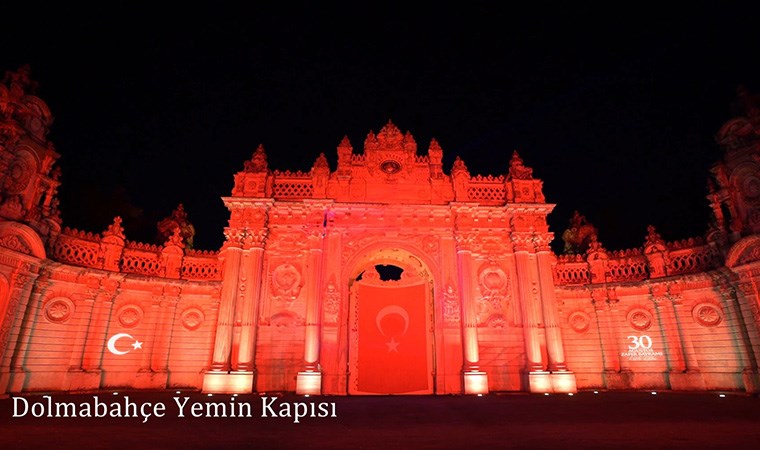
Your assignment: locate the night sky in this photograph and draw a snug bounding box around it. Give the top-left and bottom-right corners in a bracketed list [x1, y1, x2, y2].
[3, 4, 759, 252]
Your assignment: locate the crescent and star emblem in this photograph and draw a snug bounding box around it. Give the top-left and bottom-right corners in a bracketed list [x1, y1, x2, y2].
[375, 305, 410, 353]
[106, 333, 143, 355]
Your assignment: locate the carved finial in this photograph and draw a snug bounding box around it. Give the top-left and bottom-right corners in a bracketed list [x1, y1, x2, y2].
[312, 152, 329, 171]
[3, 64, 38, 95]
[338, 135, 353, 152]
[509, 150, 533, 180]
[428, 138, 442, 156]
[243, 144, 269, 173]
[562, 211, 598, 255]
[451, 156, 469, 175]
[402, 130, 417, 152]
[165, 227, 185, 248]
[734, 85, 760, 119]
[586, 233, 606, 255]
[644, 225, 666, 253]
[428, 139, 443, 171]
[104, 216, 126, 239]
[157, 204, 195, 249]
[376, 121, 403, 149]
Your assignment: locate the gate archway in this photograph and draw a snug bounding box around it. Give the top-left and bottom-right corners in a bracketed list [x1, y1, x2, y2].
[344, 247, 437, 395]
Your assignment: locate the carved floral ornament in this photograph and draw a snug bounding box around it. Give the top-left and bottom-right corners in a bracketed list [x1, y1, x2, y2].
[323, 280, 340, 325]
[116, 304, 144, 328]
[180, 307, 205, 331]
[43, 297, 74, 324]
[627, 308, 653, 331]
[692, 303, 723, 327]
[0, 234, 31, 255]
[568, 311, 591, 333]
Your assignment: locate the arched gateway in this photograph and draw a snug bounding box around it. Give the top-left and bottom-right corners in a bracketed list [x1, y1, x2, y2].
[5, 69, 759, 397]
[201, 121, 576, 396]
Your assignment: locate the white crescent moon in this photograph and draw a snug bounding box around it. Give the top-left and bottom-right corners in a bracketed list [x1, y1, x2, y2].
[107, 333, 134, 355]
[376, 305, 410, 336]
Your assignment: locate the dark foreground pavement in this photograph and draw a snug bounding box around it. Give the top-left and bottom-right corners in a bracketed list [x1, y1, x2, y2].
[1, 390, 759, 449]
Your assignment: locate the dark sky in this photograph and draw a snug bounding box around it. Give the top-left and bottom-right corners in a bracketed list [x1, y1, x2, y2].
[3, 4, 760, 252]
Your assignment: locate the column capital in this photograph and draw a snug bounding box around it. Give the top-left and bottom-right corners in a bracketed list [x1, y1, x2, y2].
[511, 232, 534, 252]
[533, 232, 554, 252]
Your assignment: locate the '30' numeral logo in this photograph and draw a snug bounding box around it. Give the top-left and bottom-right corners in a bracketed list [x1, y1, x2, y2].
[627, 335, 652, 350]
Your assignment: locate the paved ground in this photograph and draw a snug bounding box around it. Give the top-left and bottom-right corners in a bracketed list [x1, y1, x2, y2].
[1, 390, 759, 449]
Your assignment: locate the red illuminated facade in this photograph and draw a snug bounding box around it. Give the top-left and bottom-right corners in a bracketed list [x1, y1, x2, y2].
[1, 67, 759, 396]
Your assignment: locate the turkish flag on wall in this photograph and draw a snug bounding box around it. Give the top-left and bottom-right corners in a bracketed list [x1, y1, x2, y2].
[357, 281, 429, 394]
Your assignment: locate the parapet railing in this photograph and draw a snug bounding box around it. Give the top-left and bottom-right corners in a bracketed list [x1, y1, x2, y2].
[553, 238, 722, 286]
[48, 227, 221, 281]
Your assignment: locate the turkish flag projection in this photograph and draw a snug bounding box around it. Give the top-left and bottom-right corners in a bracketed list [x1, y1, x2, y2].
[357, 281, 429, 394]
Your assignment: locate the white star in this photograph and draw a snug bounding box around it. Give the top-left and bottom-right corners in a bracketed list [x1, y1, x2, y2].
[386, 337, 399, 352]
[131, 340, 143, 350]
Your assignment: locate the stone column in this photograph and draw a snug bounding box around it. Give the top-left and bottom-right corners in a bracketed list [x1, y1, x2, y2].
[667, 293, 707, 390]
[235, 241, 265, 373]
[455, 231, 488, 394]
[202, 228, 244, 393]
[209, 244, 242, 371]
[0, 270, 38, 394]
[79, 289, 117, 381]
[512, 232, 550, 392]
[204, 201, 270, 394]
[66, 280, 117, 392]
[535, 232, 576, 393]
[651, 293, 686, 373]
[297, 226, 326, 395]
[591, 293, 620, 372]
[150, 289, 179, 376]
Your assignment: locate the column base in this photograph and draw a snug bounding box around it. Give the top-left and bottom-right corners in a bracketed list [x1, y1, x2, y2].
[66, 368, 102, 392]
[529, 371, 578, 393]
[296, 371, 322, 395]
[528, 371, 552, 393]
[742, 369, 760, 393]
[202, 371, 254, 394]
[463, 370, 489, 394]
[550, 371, 577, 393]
[668, 370, 706, 391]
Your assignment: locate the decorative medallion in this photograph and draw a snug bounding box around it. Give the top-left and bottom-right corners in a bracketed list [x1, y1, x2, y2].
[271, 264, 302, 300]
[4, 159, 31, 194]
[180, 308, 205, 331]
[44, 297, 74, 324]
[692, 303, 723, 327]
[480, 266, 508, 292]
[742, 175, 760, 199]
[379, 160, 401, 174]
[568, 311, 591, 333]
[627, 308, 653, 331]
[117, 305, 143, 328]
[477, 265, 509, 326]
